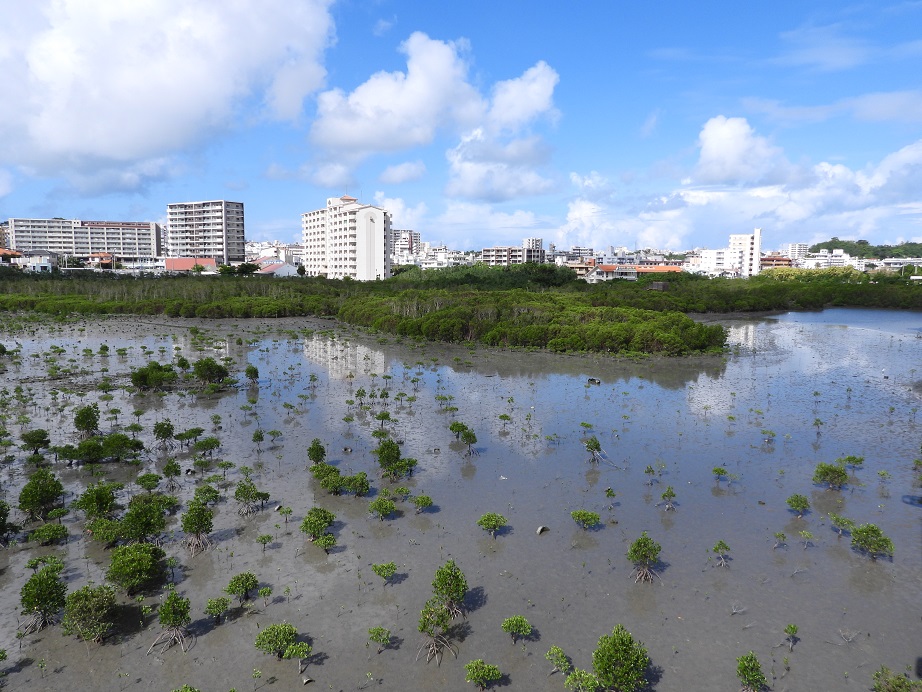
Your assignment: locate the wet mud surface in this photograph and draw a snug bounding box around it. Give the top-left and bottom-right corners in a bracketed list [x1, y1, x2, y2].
[0, 308, 920, 691]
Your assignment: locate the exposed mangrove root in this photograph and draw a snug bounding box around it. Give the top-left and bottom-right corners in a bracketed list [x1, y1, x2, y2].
[730, 602, 747, 616]
[147, 626, 191, 654]
[631, 566, 659, 584]
[183, 533, 213, 557]
[238, 503, 259, 518]
[416, 634, 457, 666]
[19, 612, 57, 636]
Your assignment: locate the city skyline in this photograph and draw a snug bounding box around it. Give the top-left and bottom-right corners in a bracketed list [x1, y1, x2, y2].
[1, 2, 921, 253]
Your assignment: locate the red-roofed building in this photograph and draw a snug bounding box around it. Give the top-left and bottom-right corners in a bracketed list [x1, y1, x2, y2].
[584, 264, 683, 283]
[164, 257, 218, 273]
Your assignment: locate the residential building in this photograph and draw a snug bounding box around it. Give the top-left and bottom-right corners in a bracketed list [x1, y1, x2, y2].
[728, 227, 762, 277]
[480, 246, 545, 266]
[164, 257, 218, 273]
[583, 264, 683, 283]
[523, 237, 543, 251]
[760, 254, 793, 270]
[166, 200, 245, 264]
[0, 220, 8, 248]
[7, 218, 162, 261]
[301, 195, 391, 281]
[802, 248, 865, 271]
[11, 250, 58, 272]
[780, 243, 809, 262]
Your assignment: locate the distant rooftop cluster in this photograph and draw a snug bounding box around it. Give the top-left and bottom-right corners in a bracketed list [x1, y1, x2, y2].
[2, 201, 920, 280]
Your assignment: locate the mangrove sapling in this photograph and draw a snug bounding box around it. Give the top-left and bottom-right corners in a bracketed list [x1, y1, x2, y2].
[413, 495, 433, 514]
[314, 533, 336, 553]
[283, 641, 311, 677]
[136, 473, 161, 493]
[204, 597, 231, 623]
[62, 584, 117, 644]
[465, 659, 502, 690]
[851, 523, 894, 560]
[659, 485, 677, 511]
[417, 598, 457, 665]
[592, 624, 650, 692]
[163, 458, 182, 491]
[106, 543, 166, 596]
[786, 493, 810, 518]
[307, 438, 326, 465]
[812, 462, 848, 491]
[28, 522, 68, 545]
[258, 587, 273, 608]
[181, 500, 214, 557]
[148, 589, 192, 654]
[585, 436, 603, 463]
[368, 497, 396, 521]
[570, 510, 601, 530]
[460, 428, 478, 456]
[225, 572, 259, 605]
[871, 666, 922, 691]
[837, 455, 864, 471]
[546, 645, 572, 677]
[799, 530, 813, 550]
[20, 565, 67, 635]
[712, 466, 728, 484]
[257, 534, 272, 553]
[501, 615, 532, 644]
[784, 624, 798, 652]
[18, 467, 64, 521]
[394, 486, 411, 502]
[712, 540, 731, 568]
[368, 626, 391, 653]
[736, 651, 767, 692]
[772, 532, 787, 550]
[254, 622, 298, 659]
[644, 465, 657, 485]
[627, 531, 661, 583]
[828, 512, 855, 537]
[477, 512, 507, 539]
[234, 477, 263, 517]
[300, 507, 335, 540]
[432, 559, 468, 619]
[372, 562, 397, 587]
[565, 669, 601, 692]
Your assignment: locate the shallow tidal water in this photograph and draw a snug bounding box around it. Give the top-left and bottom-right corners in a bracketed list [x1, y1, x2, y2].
[0, 307, 920, 691]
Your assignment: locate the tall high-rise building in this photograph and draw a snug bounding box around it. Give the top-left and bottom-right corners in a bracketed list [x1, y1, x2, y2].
[301, 195, 391, 281]
[523, 237, 543, 251]
[166, 200, 245, 264]
[8, 218, 162, 260]
[729, 227, 762, 277]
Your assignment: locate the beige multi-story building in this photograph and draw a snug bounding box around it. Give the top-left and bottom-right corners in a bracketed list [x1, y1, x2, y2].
[166, 200, 245, 264]
[301, 196, 391, 281]
[7, 218, 162, 261]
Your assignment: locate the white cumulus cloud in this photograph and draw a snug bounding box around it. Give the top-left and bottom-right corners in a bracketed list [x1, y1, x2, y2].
[379, 161, 426, 184]
[310, 32, 485, 155]
[694, 116, 787, 184]
[0, 0, 334, 188]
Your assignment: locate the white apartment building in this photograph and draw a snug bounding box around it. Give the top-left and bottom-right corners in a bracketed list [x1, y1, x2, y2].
[480, 246, 546, 266]
[523, 237, 543, 251]
[802, 248, 866, 271]
[684, 227, 763, 278]
[301, 195, 391, 281]
[8, 218, 162, 260]
[166, 200, 245, 264]
[728, 227, 762, 277]
[780, 243, 809, 262]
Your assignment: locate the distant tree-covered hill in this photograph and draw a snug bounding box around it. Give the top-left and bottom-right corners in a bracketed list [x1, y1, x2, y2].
[808, 238, 922, 259]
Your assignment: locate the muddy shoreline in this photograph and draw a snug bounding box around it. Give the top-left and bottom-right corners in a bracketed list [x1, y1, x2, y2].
[0, 309, 919, 691]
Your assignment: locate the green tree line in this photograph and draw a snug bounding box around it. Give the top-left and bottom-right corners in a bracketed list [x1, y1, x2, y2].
[0, 265, 919, 355]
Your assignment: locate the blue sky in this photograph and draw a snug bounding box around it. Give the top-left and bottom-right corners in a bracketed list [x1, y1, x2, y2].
[1, 1, 921, 253]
